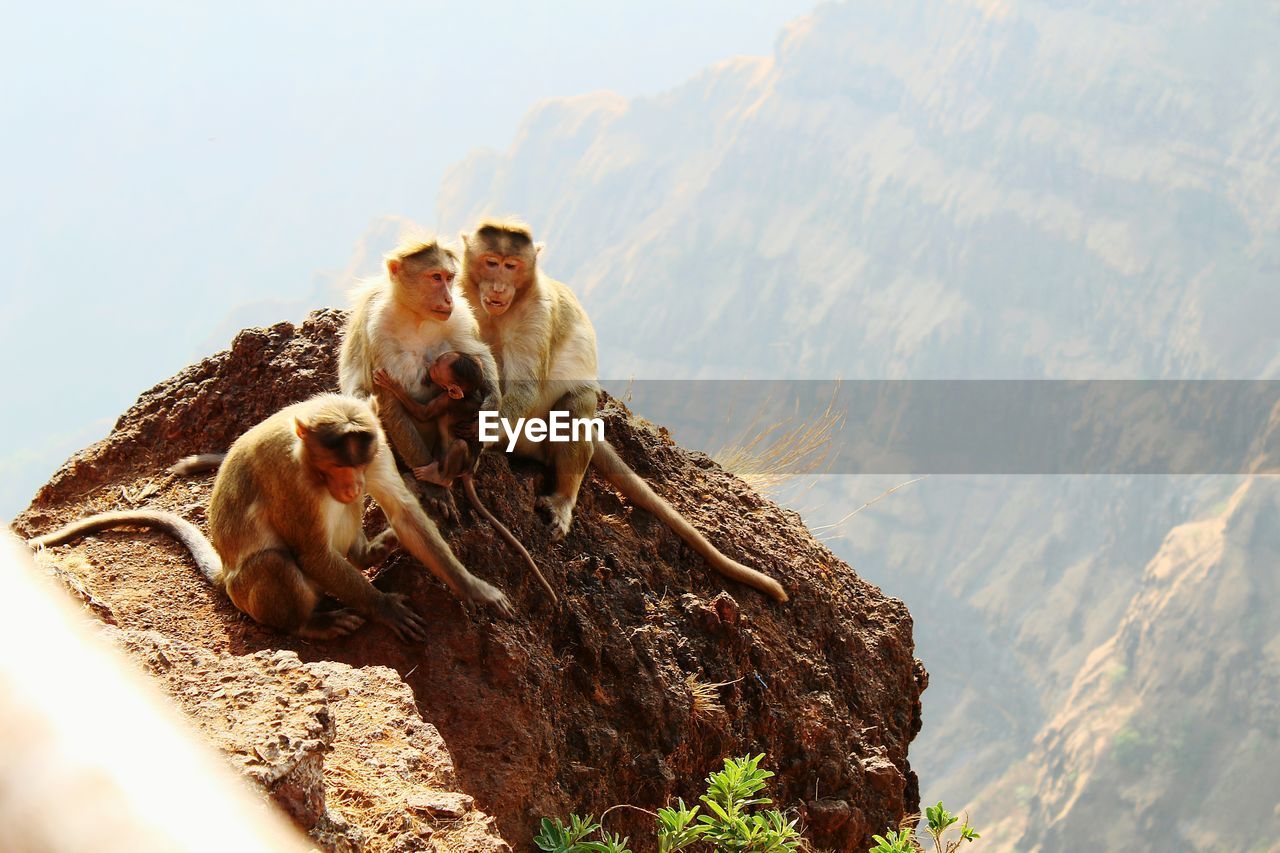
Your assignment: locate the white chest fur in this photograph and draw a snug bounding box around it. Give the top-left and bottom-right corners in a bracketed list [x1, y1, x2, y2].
[322, 495, 361, 555]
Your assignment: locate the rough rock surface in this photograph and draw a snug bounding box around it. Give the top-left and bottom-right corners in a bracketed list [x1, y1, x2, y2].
[16, 310, 925, 851]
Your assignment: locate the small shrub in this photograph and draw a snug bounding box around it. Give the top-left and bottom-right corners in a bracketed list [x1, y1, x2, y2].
[868, 802, 980, 853]
[685, 673, 730, 721]
[1112, 725, 1157, 771]
[534, 754, 802, 853]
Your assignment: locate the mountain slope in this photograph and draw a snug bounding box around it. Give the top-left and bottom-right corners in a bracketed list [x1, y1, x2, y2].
[977, 466, 1280, 850]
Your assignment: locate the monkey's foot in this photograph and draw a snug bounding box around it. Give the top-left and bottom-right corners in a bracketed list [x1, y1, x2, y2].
[412, 463, 452, 487]
[535, 494, 575, 541]
[420, 482, 459, 523]
[296, 609, 365, 641]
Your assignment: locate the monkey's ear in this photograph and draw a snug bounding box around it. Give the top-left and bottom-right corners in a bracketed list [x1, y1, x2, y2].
[534, 242, 545, 256]
[459, 232, 472, 249]
[386, 258, 402, 279]
[294, 418, 310, 440]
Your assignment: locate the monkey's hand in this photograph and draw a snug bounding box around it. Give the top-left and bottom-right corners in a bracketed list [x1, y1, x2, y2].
[461, 577, 515, 619]
[375, 593, 430, 643]
[372, 368, 394, 390]
[419, 483, 459, 524]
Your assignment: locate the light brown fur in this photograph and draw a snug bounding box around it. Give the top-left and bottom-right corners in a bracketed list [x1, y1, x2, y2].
[340, 232, 500, 522]
[459, 219, 788, 602]
[33, 394, 513, 639]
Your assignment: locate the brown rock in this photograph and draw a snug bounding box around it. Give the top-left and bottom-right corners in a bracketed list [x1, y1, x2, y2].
[14, 311, 925, 851]
[407, 791, 474, 819]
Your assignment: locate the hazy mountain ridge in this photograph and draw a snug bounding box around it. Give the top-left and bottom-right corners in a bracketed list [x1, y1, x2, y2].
[440, 0, 1278, 382]
[437, 1, 1279, 848]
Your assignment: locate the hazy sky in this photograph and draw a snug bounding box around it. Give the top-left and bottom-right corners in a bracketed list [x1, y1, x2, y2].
[0, 0, 816, 517]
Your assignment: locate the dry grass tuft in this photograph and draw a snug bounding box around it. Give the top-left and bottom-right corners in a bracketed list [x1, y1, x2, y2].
[812, 476, 929, 542]
[713, 385, 846, 494]
[326, 762, 411, 846]
[685, 673, 735, 721]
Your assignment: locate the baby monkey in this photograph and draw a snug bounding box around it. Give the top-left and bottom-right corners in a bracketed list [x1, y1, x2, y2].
[374, 352, 558, 605]
[377, 351, 485, 488]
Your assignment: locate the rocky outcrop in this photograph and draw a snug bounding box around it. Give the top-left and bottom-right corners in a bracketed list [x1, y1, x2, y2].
[16, 311, 924, 851]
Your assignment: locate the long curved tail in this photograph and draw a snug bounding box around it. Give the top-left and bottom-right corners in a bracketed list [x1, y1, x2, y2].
[462, 476, 558, 606]
[169, 453, 227, 476]
[589, 441, 788, 602]
[29, 510, 222, 587]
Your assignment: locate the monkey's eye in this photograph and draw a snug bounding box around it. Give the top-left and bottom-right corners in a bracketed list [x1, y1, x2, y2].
[485, 258, 500, 268]
[503, 260, 518, 271]
[431, 272, 444, 283]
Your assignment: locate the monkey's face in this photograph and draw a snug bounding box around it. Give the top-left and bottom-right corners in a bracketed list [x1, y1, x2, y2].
[322, 462, 366, 504]
[472, 253, 528, 316]
[388, 257, 456, 321]
[428, 355, 467, 399]
[297, 419, 377, 504]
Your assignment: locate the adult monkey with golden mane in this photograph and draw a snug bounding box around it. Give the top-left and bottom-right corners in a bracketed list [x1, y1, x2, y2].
[340, 233, 499, 522]
[459, 219, 788, 602]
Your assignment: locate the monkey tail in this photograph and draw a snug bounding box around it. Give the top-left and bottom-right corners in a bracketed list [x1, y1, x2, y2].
[462, 476, 558, 606]
[590, 441, 789, 602]
[29, 510, 223, 587]
[168, 453, 227, 476]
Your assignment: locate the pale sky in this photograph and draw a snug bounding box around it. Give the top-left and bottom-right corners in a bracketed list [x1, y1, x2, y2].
[0, 0, 816, 517]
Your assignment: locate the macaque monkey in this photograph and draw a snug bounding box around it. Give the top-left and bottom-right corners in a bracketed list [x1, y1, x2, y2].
[458, 219, 788, 602]
[29, 395, 513, 639]
[375, 352, 484, 488]
[339, 233, 500, 523]
[374, 356, 558, 605]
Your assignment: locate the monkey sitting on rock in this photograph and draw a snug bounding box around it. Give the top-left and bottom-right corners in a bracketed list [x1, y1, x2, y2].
[339, 234, 500, 523]
[458, 218, 788, 602]
[29, 394, 514, 639]
[374, 355, 558, 605]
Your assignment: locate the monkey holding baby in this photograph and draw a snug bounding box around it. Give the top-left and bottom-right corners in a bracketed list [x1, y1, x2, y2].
[373, 352, 557, 604]
[340, 234, 499, 524]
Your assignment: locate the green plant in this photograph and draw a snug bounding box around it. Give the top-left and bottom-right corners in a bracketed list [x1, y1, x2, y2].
[867, 803, 981, 853]
[535, 814, 607, 852]
[535, 754, 802, 852]
[533, 814, 631, 853]
[1112, 725, 1157, 771]
[693, 754, 801, 851]
[922, 802, 980, 852]
[869, 828, 919, 853]
[656, 799, 703, 852]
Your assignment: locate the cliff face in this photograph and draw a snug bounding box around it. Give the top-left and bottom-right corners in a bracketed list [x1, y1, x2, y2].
[973, 418, 1280, 851]
[15, 310, 925, 851]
